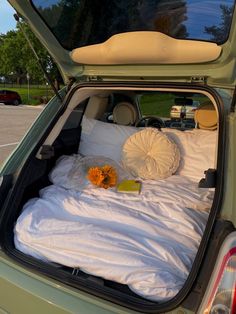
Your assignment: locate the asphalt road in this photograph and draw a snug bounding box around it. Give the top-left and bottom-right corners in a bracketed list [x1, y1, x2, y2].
[0, 104, 43, 166]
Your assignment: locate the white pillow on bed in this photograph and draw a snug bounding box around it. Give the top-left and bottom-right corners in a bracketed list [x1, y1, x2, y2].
[162, 128, 217, 181]
[122, 128, 180, 180]
[79, 117, 217, 181]
[79, 116, 137, 162]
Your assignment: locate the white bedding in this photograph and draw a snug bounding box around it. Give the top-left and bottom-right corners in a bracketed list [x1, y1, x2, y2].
[80, 117, 217, 181]
[14, 155, 213, 302]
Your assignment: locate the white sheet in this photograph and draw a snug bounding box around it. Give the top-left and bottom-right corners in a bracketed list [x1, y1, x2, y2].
[14, 156, 212, 302]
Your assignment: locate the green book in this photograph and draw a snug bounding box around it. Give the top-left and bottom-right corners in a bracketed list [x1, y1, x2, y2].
[117, 180, 142, 194]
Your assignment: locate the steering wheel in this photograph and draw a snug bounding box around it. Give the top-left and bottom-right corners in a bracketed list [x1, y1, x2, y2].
[135, 116, 165, 129]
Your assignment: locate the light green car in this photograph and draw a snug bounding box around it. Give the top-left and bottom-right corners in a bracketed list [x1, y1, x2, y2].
[1, 1, 236, 313]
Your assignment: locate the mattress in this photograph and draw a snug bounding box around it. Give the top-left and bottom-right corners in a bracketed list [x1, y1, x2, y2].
[14, 154, 213, 302]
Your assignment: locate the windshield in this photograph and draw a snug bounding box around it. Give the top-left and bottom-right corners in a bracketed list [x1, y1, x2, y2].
[31, 0, 235, 50]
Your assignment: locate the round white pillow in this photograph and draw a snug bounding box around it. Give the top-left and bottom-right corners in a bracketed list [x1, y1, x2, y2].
[122, 128, 180, 180]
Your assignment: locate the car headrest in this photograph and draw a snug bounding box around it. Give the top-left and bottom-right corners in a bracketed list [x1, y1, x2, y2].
[113, 102, 137, 126]
[194, 103, 217, 130]
[85, 96, 109, 119]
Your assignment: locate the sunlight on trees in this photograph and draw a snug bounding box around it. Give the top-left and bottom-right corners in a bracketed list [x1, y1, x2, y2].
[0, 21, 61, 86]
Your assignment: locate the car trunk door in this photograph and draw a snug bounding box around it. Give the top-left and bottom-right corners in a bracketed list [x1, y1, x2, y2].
[7, 0, 236, 89]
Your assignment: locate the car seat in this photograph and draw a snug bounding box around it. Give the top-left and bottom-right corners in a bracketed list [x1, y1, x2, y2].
[113, 102, 138, 126]
[194, 103, 217, 130]
[84, 95, 109, 120]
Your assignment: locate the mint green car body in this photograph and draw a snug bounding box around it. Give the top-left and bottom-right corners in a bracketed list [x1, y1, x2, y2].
[0, 1, 236, 313]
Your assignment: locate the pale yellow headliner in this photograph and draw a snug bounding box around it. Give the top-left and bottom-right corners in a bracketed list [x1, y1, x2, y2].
[71, 32, 222, 65]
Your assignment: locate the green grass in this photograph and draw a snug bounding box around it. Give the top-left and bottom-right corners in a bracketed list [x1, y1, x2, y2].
[139, 93, 175, 118]
[1, 86, 210, 114]
[0, 86, 54, 105]
[139, 93, 209, 118]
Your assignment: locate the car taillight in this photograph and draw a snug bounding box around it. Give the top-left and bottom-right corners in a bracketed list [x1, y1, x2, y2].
[171, 108, 178, 111]
[203, 247, 236, 314]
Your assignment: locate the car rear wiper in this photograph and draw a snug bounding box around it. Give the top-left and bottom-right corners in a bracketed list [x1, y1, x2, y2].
[14, 13, 62, 103]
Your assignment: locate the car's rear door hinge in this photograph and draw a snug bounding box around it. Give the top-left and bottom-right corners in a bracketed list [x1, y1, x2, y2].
[66, 77, 76, 92]
[87, 76, 103, 82]
[190, 76, 207, 84]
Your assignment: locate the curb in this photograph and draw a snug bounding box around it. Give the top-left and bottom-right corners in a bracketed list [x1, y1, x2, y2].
[24, 104, 45, 108]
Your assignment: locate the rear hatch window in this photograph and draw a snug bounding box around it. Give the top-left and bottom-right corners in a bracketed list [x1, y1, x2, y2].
[31, 0, 235, 50]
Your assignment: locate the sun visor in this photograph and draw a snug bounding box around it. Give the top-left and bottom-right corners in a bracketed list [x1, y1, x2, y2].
[70, 32, 222, 65]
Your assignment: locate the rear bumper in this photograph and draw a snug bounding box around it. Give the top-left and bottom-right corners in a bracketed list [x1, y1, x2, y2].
[0, 251, 124, 314]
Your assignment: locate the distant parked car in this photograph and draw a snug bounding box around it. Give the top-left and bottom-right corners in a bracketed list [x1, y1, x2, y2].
[0, 90, 22, 106]
[170, 98, 200, 120]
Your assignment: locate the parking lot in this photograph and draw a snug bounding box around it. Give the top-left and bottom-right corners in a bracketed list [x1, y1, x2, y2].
[0, 104, 43, 165]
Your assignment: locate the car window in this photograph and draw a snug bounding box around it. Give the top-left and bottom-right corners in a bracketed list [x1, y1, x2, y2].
[32, 0, 235, 50]
[138, 92, 211, 130]
[139, 92, 175, 118]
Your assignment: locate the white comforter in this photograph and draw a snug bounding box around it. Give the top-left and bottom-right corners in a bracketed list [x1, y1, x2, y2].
[14, 156, 212, 302]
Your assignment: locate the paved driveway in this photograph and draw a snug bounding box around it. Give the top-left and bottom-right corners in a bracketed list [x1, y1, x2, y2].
[0, 104, 43, 165]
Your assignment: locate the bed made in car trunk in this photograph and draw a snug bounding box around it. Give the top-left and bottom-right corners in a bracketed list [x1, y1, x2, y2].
[0, 83, 224, 312]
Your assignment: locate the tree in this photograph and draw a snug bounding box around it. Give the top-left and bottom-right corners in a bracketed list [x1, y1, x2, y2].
[0, 30, 25, 84]
[36, 0, 188, 50]
[0, 21, 61, 86]
[139, 0, 188, 38]
[205, 4, 234, 42]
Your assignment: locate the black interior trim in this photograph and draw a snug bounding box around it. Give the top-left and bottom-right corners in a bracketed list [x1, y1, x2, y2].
[0, 175, 13, 205]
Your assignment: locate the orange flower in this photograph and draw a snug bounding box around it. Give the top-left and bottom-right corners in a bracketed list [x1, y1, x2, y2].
[87, 165, 117, 189]
[100, 165, 117, 189]
[87, 167, 104, 186]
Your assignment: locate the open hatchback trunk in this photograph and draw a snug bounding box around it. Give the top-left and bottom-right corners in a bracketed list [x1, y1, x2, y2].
[0, 82, 227, 313]
[1, 0, 236, 313]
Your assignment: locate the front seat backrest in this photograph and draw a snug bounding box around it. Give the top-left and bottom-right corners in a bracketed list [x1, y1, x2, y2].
[85, 95, 109, 120]
[113, 102, 137, 126]
[194, 103, 217, 130]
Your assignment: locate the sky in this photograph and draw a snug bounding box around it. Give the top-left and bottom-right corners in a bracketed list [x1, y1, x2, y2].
[0, 0, 17, 34]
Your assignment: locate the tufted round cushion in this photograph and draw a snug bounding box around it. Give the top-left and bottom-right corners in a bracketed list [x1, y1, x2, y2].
[122, 128, 180, 180]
